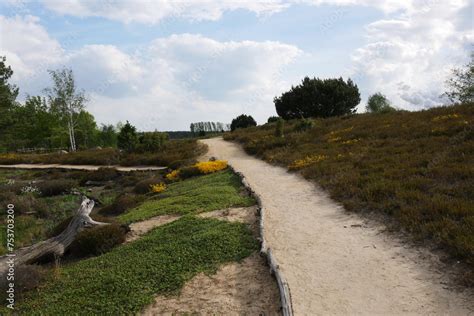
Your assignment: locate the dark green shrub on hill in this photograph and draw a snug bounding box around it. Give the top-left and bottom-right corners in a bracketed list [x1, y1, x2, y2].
[274, 76, 360, 119]
[230, 114, 257, 131]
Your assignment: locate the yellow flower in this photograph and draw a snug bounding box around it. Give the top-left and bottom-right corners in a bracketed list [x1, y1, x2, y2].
[165, 170, 180, 180]
[194, 160, 228, 174]
[289, 155, 328, 170]
[342, 138, 360, 145]
[150, 183, 166, 193]
[432, 113, 461, 121]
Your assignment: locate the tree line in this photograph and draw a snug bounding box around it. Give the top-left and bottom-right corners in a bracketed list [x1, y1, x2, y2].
[0, 56, 169, 153]
[190, 121, 230, 136]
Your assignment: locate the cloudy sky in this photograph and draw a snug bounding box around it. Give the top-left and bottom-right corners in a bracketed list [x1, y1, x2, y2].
[0, 0, 472, 130]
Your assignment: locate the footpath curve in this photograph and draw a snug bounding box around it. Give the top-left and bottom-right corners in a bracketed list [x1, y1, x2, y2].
[201, 137, 473, 315]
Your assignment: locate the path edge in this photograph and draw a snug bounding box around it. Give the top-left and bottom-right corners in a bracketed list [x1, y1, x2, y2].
[229, 165, 294, 316]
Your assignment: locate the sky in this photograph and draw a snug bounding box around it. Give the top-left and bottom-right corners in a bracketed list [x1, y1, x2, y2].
[0, 0, 472, 131]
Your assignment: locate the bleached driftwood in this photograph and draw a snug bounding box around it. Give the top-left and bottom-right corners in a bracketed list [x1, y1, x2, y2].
[0, 197, 107, 275]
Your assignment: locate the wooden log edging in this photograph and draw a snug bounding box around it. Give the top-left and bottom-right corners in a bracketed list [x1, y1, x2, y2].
[229, 166, 294, 316]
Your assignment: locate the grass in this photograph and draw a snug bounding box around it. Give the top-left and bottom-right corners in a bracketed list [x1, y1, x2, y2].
[13, 216, 257, 315]
[119, 170, 255, 223]
[225, 103, 474, 273]
[0, 139, 206, 167]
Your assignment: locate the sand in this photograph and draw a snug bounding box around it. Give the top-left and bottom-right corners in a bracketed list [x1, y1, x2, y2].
[0, 164, 166, 172]
[201, 137, 474, 316]
[142, 206, 281, 315]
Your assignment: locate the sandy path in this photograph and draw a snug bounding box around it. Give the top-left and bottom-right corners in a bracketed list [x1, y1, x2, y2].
[201, 137, 474, 316]
[0, 164, 166, 172]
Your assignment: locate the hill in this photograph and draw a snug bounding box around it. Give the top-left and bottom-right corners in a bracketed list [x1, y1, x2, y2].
[225, 103, 474, 284]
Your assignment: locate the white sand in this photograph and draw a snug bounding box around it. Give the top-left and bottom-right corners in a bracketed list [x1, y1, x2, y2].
[201, 137, 474, 316]
[142, 206, 280, 315]
[0, 164, 166, 171]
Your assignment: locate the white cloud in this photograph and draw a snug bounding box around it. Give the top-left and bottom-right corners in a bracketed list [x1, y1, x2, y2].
[0, 15, 63, 83]
[0, 15, 301, 129]
[40, 0, 290, 24]
[349, 0, 472, 109]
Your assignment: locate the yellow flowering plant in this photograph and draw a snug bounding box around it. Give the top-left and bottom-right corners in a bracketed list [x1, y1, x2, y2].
[165, 170, 180, 181]
[194, 160, 228, 174]
[289, 155, 327, 170]
[150, 183, 166, 193]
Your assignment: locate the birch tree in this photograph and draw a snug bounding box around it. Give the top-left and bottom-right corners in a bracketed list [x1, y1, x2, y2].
[45, 68, 87, 152]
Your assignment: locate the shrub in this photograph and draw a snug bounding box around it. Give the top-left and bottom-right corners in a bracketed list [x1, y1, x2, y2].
[165, 169, 180, 181]
[0, 265, 48, 301]
[275, 118, 284, 137]
[366, 93, 396, 113]
[267, 116, 280, 123]
[81, 167, 120, 183]
[133, 176, 164, 194]
[294, 118, 314, 132]
[0, 192, 48, 216]
[274, 76, 360, 119]
[69, 224, 128, 258]
[150, 183, 166, 193]
[178, 166, 202, 179]
[98, 194, 144, 216]
[230, 114, 257, 131]
[194, 160, 228, 174]
[37, 179, 76, 197]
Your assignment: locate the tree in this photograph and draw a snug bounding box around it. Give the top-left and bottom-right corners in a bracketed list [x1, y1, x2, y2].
[138, 131, 168, 152]
[230, 114, 257, 131]
[98, 124, 118, 147]
[75, 111, 98, 149]
[274, 76, 360, 119]
[445, 52, 474, 103]
[366, 93, 396, 113]
[117, 121, 139, 152]
[45, 68, 87, 152]
[0, 56, 20, 151]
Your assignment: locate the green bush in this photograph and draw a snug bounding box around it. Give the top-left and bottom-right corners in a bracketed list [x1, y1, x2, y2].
[69, 224, 128, 258]
[267, 116, 280, 123]
[0, 192, 48, 216]
[0, 265, 48, 302]
[275, 118, 284, 137]
[80, 167, 120, 184]
[230, 114, 257, 131]
[178, 165, 201, 179]
[133, 177, 164, 194]
[37, 179, 76, 197]
[294, 118, 314, 132]
[98, 194, 144, 216]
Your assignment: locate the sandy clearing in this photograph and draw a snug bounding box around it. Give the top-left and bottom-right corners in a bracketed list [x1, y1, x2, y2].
[201, 137, 474, 316]
[126, 214, 181, 243]
[143, 253, 280, 316]
[142, 206, 281, 315]
[0, 164, 166, 172]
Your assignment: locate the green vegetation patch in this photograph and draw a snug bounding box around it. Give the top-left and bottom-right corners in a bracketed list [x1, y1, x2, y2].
[17, 216, 257, 315]
[119, 170, 255, 223]
[225, 103, 474, 269]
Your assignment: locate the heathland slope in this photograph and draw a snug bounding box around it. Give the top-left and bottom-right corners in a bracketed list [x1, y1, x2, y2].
[225, 103, 474, 279]
[202, 137, 474, 315]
